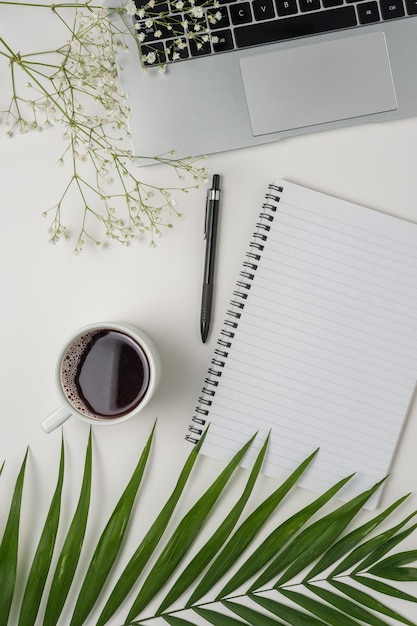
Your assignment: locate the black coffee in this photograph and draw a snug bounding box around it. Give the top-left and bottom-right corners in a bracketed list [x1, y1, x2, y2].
[61, 329, 150, 419]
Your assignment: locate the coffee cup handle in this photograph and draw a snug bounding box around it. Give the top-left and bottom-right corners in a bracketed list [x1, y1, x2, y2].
[41, 406, 71, 434]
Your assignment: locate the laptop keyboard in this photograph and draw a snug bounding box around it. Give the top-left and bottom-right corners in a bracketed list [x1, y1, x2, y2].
[135, 0, 417, 65]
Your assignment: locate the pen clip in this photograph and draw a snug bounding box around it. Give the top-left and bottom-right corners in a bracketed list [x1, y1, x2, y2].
[204, 176, 221, 238]
[204, 189, 212, 239]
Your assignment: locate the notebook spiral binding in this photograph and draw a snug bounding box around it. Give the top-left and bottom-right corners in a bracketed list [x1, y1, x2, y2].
[185, 183, 283, 444]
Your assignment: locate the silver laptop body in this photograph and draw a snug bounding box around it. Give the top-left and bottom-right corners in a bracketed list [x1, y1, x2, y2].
[109, 0, 417, 161]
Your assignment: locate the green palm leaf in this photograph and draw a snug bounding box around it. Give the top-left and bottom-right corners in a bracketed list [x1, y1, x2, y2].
[70, 423, 155, 626]
[225, 474, 353, 595]
[328, 508, 417, 577]
[306, 581, 399, 626]
[352, 522, 417, 575]
[18, 437, 65, 626]
[329, 579, 417, 626]
[229, 595, 326, 626]
[43, 429, 93, 626]
[194, 605, 253, 626]
[304, 494, 411, 581]
[0, 449, 28, 625]
[353, 573, 417, 604]
[2, 429, 417, 626]
[163, 615, 206, 626]
[96, 429, 209, 626]
[273, 478, 385, 587]
[158, 434, 270, 615]
[275, 587, 363, 626]
[124, 434, 256, 623]
[187, 448, 318, 608]
[368, 550, 417, 581]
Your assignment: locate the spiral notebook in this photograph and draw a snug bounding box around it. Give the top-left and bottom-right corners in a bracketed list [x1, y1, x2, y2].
[188, 180, 417, 507]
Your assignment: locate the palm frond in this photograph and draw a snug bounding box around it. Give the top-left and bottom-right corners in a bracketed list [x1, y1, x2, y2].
[70, 422, 155, 626]
[1, 427, 417, 626]
[18, 437, 65, 626]
[96, 428, 209, 626]
[158, 434, 271, 615]
[43, 429, 93, 626]
[0, 448, 28, 624]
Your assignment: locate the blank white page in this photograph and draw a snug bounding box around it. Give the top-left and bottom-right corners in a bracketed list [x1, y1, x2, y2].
[190, 180, 417, 507]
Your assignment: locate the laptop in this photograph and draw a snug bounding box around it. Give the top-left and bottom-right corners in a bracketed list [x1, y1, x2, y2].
[108, 0, 417, 162]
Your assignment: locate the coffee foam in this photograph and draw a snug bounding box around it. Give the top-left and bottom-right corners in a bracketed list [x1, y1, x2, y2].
[60, 329, 102, 419]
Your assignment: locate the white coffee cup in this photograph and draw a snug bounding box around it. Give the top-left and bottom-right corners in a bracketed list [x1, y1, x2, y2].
[42, 322, 160, 434]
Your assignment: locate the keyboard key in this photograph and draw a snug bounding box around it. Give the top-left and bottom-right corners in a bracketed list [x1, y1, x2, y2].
[275, 0, 298, 15]
[380, 0, 405, 17]
[208, 5, 230, 28]
[140, 42, 166, 65]
[253, 0, 276, 19]
[134, 0, 169, 13]
[406, 0, 417, 11]
[166, 37, 190, 60]
[136, 14, 184, 41]
[212, 29, 235, 50]
[322, 0, 343, 5]
[189, 37, 212, 56]
[234, 6, 357, 47]
[357, 0, 380, 21]
[230, 2, 253, 23]
[299, 0, 321, 11]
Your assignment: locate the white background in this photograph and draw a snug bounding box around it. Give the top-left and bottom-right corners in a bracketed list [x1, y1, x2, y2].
[1, 5, 417, 624]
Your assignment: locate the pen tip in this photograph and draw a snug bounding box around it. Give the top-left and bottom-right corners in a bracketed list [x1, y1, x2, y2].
[213, 174, 220, 190]
[201, 323, 209, 343]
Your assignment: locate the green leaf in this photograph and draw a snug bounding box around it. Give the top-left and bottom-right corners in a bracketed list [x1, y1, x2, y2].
[229, 474, 353, 594]
[273, 478, 385, 587]
[125, 434, 256, 623]
[304, 495, 410, 580]
[194, 605, 252, 626]
[307, 582, 394, 626]
[43, 430, 93, 626]
[163, 615, 201, 626]
[223, 598, 289, 626]
[70, 423, 155, 626]
[189, 449, 318, 607]
[354, 523, 417, 575]
[18, 437, 65, 626]
[277, 587, 362, 626]
[248, 594, 328, 625]
[328, 509, 417, 577]
[370, 549, 417, 570]
[158, 435, 270, 614]
[330, 579, 417, 626]
[97, 430, 209, 626]
[370, 567, 417, 582]
[0, 449, 28, 625]
[353, 573, 417, 604]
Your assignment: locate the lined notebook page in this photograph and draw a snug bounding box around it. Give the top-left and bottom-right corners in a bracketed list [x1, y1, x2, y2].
[191, 180, 417, 507]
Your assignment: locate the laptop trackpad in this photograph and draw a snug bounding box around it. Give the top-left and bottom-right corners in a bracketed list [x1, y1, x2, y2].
[240, 32, 397, 136]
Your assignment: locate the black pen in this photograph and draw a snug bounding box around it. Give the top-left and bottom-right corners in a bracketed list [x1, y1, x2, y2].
[200, 174, 221, 343]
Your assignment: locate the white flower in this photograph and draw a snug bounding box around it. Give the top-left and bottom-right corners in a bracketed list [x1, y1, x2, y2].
[145, 51, 156, 64]
[124, 0, 137, 16]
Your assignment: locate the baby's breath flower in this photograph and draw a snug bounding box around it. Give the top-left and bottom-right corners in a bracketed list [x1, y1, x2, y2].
[0, 0, 209, 250]
[124, 0, 137, 15]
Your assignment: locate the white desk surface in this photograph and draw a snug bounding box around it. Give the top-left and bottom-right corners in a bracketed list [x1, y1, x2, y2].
[1, 64, 417, 623]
